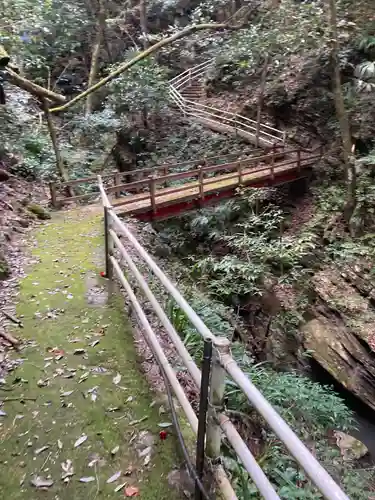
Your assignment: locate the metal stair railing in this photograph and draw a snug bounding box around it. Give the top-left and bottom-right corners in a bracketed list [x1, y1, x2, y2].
[168, 60, 286, 146]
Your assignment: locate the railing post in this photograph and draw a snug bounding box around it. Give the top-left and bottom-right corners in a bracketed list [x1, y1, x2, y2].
[114, 172, 121, 198]
[297, 149, 301, 173]
[238, 161, 243, 185]
[198, 167, 204, 205]
[195, 339, 212, 500]
[270, 152, 275, 183]
[49, 181, 57, 208]
[149, 174, 157, 215]
[104, 207, 113, 280]
[163, 165, 169, 188]
[206, 338, 230, 460]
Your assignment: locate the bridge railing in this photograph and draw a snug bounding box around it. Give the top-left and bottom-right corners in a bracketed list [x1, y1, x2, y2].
[98, 175, 348, 500]
[107, 148, 320, 212]
[168, 61, 286, 146]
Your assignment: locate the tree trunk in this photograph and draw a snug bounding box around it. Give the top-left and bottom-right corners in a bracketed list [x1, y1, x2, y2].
[42, 100, 74, 196]
[255, 55, 270, 148]
[85, 0, 106, 116]
[326, 0, 356, 222]
[139, 0, 148, 49]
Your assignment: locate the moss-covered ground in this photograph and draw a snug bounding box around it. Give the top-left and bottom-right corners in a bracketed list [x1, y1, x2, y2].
[0, 208, 181, 499]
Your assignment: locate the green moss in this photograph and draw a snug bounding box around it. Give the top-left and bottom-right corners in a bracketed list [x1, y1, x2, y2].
[27, 203, 51, 220]
[0, 209, 181, 499]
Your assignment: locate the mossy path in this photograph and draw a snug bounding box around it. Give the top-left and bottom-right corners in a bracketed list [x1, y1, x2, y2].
[0, 209, 180, 499]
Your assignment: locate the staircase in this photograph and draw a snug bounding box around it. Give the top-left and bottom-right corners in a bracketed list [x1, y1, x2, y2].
[168, 60, 286, 148]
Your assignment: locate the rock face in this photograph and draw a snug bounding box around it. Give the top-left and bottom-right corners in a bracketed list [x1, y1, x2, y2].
[301, 265, 375, 411]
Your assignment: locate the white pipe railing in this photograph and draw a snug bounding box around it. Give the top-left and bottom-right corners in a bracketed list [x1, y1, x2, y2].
[168, 60, 285, 146]
[98, 181, 349, 500]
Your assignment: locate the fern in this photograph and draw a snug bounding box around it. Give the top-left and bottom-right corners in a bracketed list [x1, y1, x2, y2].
[354, 60, 375, 80]
[358, 35, 375, 53]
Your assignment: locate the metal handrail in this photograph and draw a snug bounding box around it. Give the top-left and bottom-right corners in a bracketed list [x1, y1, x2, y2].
[168, 60, 285, 145]
[98, 180, 349, 499]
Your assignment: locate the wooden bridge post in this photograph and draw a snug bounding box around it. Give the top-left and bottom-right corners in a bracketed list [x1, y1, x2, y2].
[162, 165, 168, 187]
[198, 167, 204, 205]
[149, 175, 157, 215]
[114, 172, 121, 198]
[49, 182, 57, 208]
[238, 161, 243, 185]
[297, 149, 301, 173]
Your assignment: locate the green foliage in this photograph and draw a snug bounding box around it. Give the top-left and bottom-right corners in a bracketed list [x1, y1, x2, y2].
[164, 286, 369, 498]
[106, 57, 169, 117]
[193, 205, 316, 302]
[1, 0, 89, 78]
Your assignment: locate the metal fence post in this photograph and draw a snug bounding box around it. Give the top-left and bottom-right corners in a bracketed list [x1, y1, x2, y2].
[104, 207, 113, 280]
[195, 339, 213, 500]
[206, 338, 230, 460]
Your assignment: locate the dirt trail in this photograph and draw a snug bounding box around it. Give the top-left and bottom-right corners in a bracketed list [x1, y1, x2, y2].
[0, 208, 181, 499]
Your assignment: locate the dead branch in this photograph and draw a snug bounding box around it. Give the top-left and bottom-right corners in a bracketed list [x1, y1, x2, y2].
[1, 310, 23, 328]
[0, 330, 20, 348]
[7, 68, 65, 104]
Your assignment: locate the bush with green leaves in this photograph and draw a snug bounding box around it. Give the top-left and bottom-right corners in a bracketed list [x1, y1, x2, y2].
[192, 204, 317, 302]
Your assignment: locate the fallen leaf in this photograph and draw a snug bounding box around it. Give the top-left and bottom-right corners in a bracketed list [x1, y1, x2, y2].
[78, 372, 89, 383]
[90, 340, 100, 347]
[107, 471, 121, 483]
[35, 445, 50, 455]
[159, 431, 167, 441]
[74, 348, 86, 355]
[158, 422, 172, 428]
[79, 476, 95, 483]
[106, 406, 121, 412]
[74, 434, 87, 448]
[61, 390, 74, 397]
[115, 482, 127, 492]
[113, 373, 121, 385]
[124, 485, 139, 497]
[0, 410, 7, 416]
[57, 439, 63, 449]
[30, 476, 54, 488]
[61, 459, 74, 479]
[129, 416, 148, 426]
[111, 445, 120, 455]
[37, 379, 49, 388]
